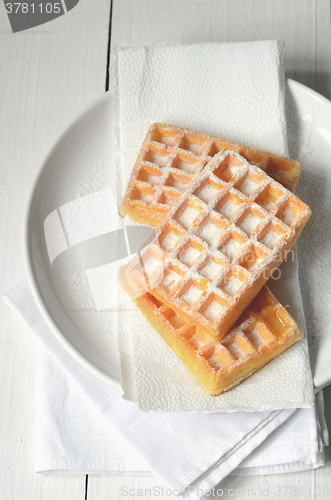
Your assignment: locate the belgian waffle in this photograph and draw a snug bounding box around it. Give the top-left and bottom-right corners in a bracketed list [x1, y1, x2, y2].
[124, 150, 311, 339]
[119, 266, 303, 396]
[119, 123, 301, 227]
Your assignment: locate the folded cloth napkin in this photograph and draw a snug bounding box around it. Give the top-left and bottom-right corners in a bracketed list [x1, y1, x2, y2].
[2, 282, 327, 493]
[115, 40, 313, 411]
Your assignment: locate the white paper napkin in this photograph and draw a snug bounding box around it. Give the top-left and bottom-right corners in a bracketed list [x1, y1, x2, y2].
[115, 40, 313, 411]
[2, 282, 327, 495]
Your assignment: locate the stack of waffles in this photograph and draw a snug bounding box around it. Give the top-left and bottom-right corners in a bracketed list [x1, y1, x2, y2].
[118, 123, 311, 397]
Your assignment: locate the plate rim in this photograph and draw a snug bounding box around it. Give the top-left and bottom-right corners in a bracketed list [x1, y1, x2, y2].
[287, 78, 331, 108]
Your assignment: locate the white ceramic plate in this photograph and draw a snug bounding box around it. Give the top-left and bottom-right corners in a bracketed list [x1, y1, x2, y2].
[24, 90, 122, 390]
[24, 80, 331, 392]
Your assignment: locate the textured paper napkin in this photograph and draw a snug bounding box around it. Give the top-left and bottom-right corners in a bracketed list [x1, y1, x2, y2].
[115, 40, 314, 412]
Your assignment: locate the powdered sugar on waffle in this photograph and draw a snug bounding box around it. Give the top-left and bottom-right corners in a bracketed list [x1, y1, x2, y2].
[118, 123, 302, 228]
[125, 150, 311, 338]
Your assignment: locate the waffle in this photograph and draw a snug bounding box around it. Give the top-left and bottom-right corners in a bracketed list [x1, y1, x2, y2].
[119, 123, 301, 227]
[124, 150, 311, 339]
[119, 266, 303, 396]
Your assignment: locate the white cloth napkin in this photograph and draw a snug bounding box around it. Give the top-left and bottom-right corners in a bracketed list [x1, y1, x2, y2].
[2, 281, 327, 492]
[115, 40, 313, 411]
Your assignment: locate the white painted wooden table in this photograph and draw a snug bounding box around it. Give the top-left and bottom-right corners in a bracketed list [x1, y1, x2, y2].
[1, 1, 331, 498]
